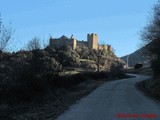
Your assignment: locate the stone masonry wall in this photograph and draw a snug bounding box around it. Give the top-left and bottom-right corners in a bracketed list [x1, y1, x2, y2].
[87, 33, 98, 50]
[49, 33, 111, 52]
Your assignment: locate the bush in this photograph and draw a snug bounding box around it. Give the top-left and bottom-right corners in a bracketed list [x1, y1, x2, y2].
[0, 74, 43, 103]
[151, 58, 160, 77]
[140, 1, 160, 78]
[0, 46, 126, 104]
[134, 63, 143, 69]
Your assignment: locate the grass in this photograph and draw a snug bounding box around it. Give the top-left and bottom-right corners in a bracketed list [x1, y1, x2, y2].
[79, 59, 95, 63]
[136, 78, 160, 101]
[0, 70, 126, 104]
[133, 66, 160, 101]
[0, 69, 127, 120]
[123, 66, 153, 76]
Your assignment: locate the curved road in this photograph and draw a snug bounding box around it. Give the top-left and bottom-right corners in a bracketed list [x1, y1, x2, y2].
[55, 74, 160, 120]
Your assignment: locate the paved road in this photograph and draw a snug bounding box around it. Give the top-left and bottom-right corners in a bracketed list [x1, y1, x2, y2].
[55, 74, 160, 120]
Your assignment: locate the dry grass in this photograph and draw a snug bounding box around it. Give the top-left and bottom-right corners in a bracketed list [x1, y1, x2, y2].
[135, 66, 160, 102]
[79, 59, 95, 63]
[138, 67, 153, 76]
[123, 66, 153, 76]
[0, 80, 105, 120]
[136, 78, 160, 101]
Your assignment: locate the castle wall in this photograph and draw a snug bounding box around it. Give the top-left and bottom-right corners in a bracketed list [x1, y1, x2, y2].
[99, 45, 108, 50]
[49, 33, 111, 51]
[50, 38, 73, 48]
[77, 41, 87, 48]
[99, 44, 112, 52]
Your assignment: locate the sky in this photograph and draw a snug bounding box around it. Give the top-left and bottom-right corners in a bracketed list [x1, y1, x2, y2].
[0, 0, 157, 57]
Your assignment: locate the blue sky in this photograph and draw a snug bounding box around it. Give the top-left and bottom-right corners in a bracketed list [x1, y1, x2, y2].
[0, 0, 157, 57]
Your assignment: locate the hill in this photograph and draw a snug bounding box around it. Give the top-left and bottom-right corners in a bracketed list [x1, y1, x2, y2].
[121, 46, 150, 67]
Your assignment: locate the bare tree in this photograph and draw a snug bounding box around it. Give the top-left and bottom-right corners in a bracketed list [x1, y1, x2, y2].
[0, 14, 14, 51]
[42, 39, 48, 49]
[141, 1, 160, 77]
[92, 45, 108, 72]
[27, 37, 41, 50]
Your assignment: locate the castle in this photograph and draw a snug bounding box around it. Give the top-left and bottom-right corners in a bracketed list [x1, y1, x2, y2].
[49, 33, 112, 51]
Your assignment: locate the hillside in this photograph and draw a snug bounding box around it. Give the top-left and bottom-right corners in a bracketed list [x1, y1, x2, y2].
[121, 46, 150, 67]
[0, 46, 127, 119]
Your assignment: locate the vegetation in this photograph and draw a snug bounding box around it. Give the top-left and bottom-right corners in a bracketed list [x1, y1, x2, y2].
[0, 14, 126, 120]
[138, 0, 160, 101]
[0, 15, 127, 120]
[27, 37, 41, 50]
[91, 45, 108, 72]
[0, 44, 125, 103]
[0, 14, 14, 51]
[141, 1, 160, 77]
[134, 63, 143, 69]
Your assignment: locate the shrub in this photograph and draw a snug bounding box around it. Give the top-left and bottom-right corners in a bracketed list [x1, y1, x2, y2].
[151, 58, 160, 78]
[134, 63, 143, 69]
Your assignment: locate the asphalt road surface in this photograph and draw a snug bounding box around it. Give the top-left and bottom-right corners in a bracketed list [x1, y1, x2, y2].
[55, 74, 160, 120]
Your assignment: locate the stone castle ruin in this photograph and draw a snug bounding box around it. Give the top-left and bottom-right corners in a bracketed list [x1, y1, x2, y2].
[49, 33, 112, 51]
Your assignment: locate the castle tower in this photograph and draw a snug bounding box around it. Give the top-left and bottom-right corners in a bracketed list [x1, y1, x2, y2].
[70, 34, 77, 50]
[49, 37, 55, 47]
[87, 33, 98, 50]
[107, 45, 112, 52]
[72, 38, 77, 50]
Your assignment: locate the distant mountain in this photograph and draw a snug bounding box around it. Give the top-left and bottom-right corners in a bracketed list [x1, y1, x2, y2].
[121, 46, 150, 67]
